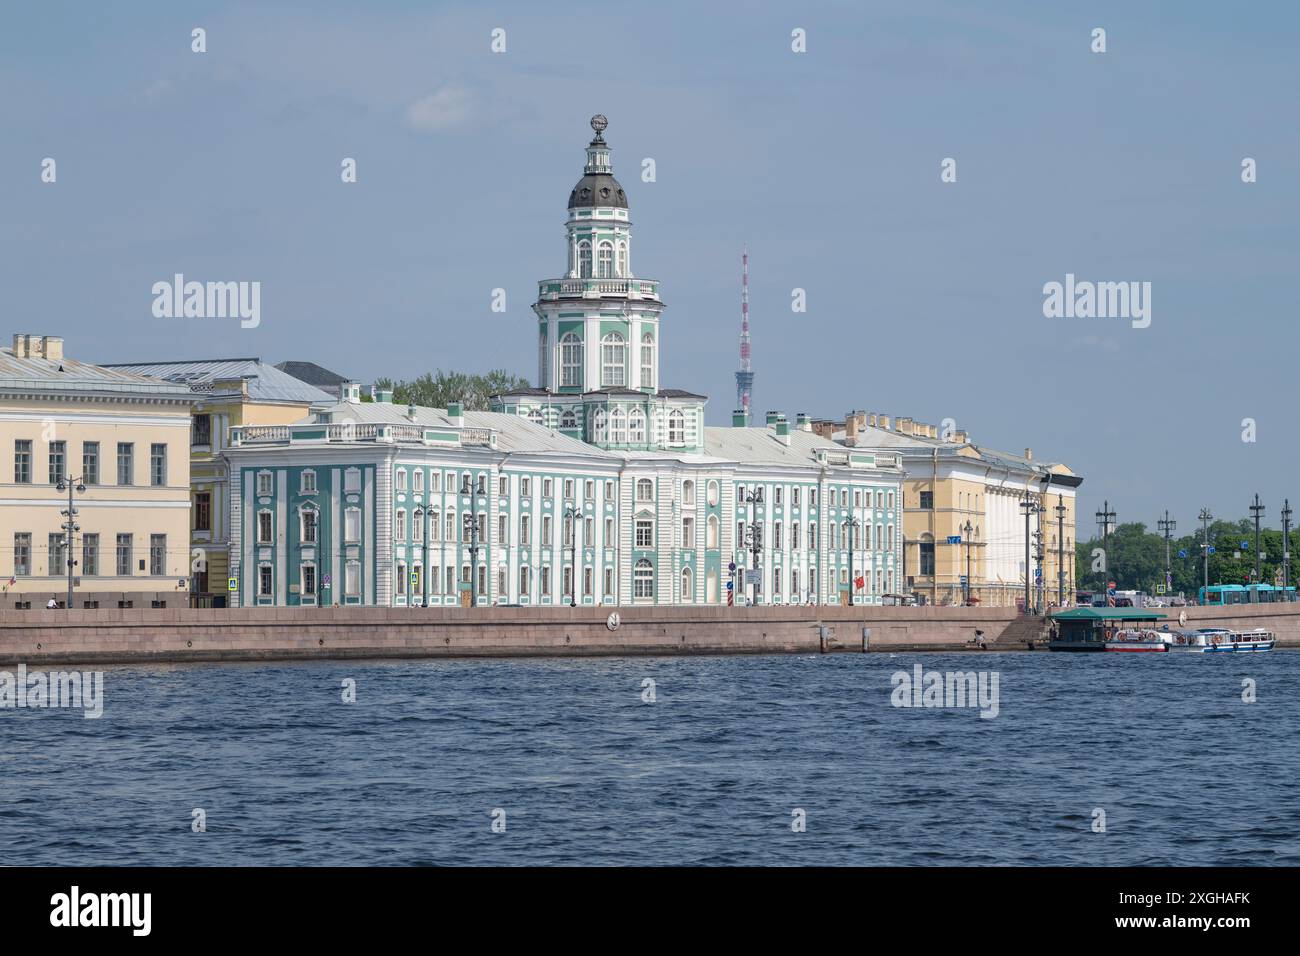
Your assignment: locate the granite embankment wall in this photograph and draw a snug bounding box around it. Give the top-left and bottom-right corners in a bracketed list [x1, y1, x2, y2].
[2, 603, 1296, 666]
[0, 605, 1045, 665]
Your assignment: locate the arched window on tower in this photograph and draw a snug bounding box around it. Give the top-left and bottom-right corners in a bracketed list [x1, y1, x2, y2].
[668, 409, 685, 445]
[640, 333, 654, 388]
[617, 242, 628, 277]
[527, 407, 543, 426]
[628, 408, 646, 444]
[609, 407, 628, 444]
[601, 332, 626, 387]
[597, 242, 614, 279]
[560, 409, 577, 430]
[577, 241, 592, 279]
[560, 332, 583, 387]
[593, 409, 606, 442]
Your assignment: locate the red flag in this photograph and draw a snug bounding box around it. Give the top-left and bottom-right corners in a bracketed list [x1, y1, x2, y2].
[854, 575, 865, 590]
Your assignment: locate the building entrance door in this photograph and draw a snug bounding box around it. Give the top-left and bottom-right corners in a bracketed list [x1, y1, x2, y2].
[839, 589, 849, 606]
[460, 589, 471, 608]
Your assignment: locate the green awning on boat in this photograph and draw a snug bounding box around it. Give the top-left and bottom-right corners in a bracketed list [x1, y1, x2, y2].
[1050, 607, 1167, 622]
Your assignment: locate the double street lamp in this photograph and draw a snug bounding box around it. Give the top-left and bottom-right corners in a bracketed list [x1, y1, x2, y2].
[563, 505, 579, 607]
[741, 486, 763, 606]
[56, 474, 87, 610]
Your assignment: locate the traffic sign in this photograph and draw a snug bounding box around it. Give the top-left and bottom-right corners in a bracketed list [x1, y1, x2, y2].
[726, 580, 733, 591]
[1241, 540, 1249, 550]
[728, 562, 736, 573]
[1178, 549, 1187, 559]
[1208, 547, 1216, 554]
[227, 577, 238, 591]
[947, 535, 962, 544]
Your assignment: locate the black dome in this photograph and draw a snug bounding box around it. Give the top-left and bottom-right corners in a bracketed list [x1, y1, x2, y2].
[569, 173, 627, 209]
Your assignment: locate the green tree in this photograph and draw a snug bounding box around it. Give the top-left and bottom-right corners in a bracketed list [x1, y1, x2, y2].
[372, 369, 529, 411]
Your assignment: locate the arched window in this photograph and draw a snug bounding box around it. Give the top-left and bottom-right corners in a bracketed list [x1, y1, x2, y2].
[617, 242, 627, 277]
[593, 409, 606, 442]
[598, 242, 614, 278]
[707, 480, 719, 506]
[634, 558, 654, 599]
[601, 332, 626, 387]
[609, 407, 627, 443]
[577, 241, 592, 278]
[628, 408, 646, 443]
[560, 409, 577, 430]
[527, 407, 543, 426]
[640, 333, 654, 388]
[636, 478, 653, 501]
[706, 514, 719, 549]
[681, 566, 694, 603]
[682, 479, 695, 506]
[668, 409, 685, 444]
[299, 505, 318, 544]
[560, 332, 583, 387]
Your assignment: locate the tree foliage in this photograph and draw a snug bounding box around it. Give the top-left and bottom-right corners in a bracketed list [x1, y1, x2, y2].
[371, 370, 529, 412]
[1075, 516, 1294, 596]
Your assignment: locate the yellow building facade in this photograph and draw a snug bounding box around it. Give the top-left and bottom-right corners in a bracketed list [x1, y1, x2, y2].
[1, 334, 194, 608]
[101, 359, 336, 605]
[815, 411, 1080, 609]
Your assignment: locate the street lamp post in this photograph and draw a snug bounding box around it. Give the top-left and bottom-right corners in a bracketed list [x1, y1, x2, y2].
[1157, 510, 1176, 599]
[1020, 493, 1044, 614]
[1199, 507, 1213, 599]
[962, 519, 973, 606]
[1283, 499, 1293, 601]
[461, 473, 483, 606]
[56, 475, 87, 610]
[1095, 499, 1116, 599]
[564, 505, 579, 607]
[741, 486, 763, 606]
[847, 517, 861, 606]
[1054, 496, 1067, 607]
[1249, 493, 1265, 599]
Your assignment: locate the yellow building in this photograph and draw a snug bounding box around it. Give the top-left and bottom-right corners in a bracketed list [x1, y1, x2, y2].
[815, 411, 1081, 609]
[1, 334, 194, 608]
[102, 358, 336, 605]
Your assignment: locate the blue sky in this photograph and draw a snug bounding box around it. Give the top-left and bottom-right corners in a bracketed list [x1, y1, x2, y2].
[3, 1, 1298, 532]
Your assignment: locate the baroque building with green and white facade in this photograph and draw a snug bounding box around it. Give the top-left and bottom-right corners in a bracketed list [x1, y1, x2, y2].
[224, 117, 905, 609]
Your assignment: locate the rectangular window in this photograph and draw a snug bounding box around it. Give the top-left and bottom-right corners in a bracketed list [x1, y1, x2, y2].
[444, 513, 455, 541]
[301, 470, 317, 493]
[604, 567, 613, 597]
[585, 480, 594, 500]
[810, 489, 817, 507]
[543, 515, 552, 546]
[635, 519, 653, 548]
[259, 565, 273, 596]
[150, 534, 166, 575]
[82, 442, 99, 484]
[413, 513, 423, 542]
[920, 490, 934, 510]
[584, 516, 593, 547]
[82, 534, 99, 576]
[48, 533, 66, 576]
[604, 480, 613, 500]
[792, 522, 800, 550]
[302, 565, 316, 596]
[396, 469, 407, 491]
[116, 534, 133, 576]
[195, 492, 212, 532]
[793, 488, 800, 507]
[809, 523, 817, 550]
[192, 413, 212, 447]
[519, 565, 530, 596]
[397, 563, 407, 596]
[541, 566, 551, 597]
[13, 533, 31, 576]
[117, 443, 134, 485]
[543, 478, 553, 499]
[445, 566, 454, 595]
[257, 471, 273, 495]
[413, 470, 423, 492]
[49, 441, 66, 484]
[682, 517, 694, 546]
[258, 511, 273, 543]
[345, 561, 360, 596]
[604, 517, 613, 545]
[345, 509, 360, 543]
[498, 515, 506, 541]
[776, 487, 783, 506]
[584, 566, 593, 597]
[521, 477, 531, 496]
[499, 476, 508, 496]
[150, 444, 167, 485]
[775, 522, 783, 549]
[14, 440, 32, 484]
[564, 478, 574, 500]
[430, 472, 441, 493]
[520, 515, 531, 546]
[302, 509, 318, 544]
[920, 542, 936, 575]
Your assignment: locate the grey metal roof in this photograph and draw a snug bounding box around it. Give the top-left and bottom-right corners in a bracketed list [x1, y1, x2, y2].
[1, 344, 193, 399]
[103, 358, 336, 406]
[274, 360, 350, 388]
[836, 425, 1069, 474]
[702, 425, 891, 469]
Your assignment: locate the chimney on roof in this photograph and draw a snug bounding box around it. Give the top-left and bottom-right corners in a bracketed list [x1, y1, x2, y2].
[11, 334, 30, 358]
[796, 412, 812, 432]
[406, 403, 418, 422]
[343, 382, 362, 404]
[879, 415, 890, 430]
[1025, 447, 1033, 461]
[868, 413, 877, 428]
[897, 417, 912, 435]
[765, 410, 780, 426]
[774, 416, 791, 446]
[844, 414, 859, 447]
[40, 336, 63, 360]
[376, 387, 394, 404]
[732, 408, 749, 428]
[954, 430, 967, 443]
[447, 400, 465, 428]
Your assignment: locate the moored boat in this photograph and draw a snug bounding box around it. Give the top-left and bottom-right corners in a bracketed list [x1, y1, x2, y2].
[1168, 628, 1276, 653]
[1048, 607, 1172, 652]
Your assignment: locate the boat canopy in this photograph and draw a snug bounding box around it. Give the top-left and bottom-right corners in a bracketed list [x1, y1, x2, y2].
[1050, 607, 1168, 623]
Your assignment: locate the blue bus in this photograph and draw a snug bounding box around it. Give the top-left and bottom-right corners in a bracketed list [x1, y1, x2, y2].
[1198, 583, 1296, 605]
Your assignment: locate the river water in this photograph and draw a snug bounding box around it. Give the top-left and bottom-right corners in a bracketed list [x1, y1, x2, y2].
[2, 651, 1296, 865]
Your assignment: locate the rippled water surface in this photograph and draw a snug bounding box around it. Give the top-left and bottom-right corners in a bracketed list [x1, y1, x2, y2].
[2, 651, 1297, 865]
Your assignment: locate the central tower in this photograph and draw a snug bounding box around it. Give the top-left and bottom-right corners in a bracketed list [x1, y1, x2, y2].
[495, 115, 705, 453]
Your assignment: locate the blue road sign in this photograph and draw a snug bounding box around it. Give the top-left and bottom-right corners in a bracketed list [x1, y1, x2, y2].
[1241, 540, 1249, 550]
[947, 535, 962, 544]
[1208, 546, 1217, 554]
[1178, 549, 1187, 559]
[728, 562, 736, 572]
[726, 581, 733, 590]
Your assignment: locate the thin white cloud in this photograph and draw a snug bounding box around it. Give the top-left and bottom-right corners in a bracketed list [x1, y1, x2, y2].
[405, 86, 472, 132]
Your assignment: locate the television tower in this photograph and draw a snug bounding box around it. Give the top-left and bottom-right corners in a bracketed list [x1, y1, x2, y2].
[734, 246, 754, 422]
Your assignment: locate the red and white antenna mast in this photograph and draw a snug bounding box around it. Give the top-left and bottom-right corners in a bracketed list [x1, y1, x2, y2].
[734, 245, 754, 421]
